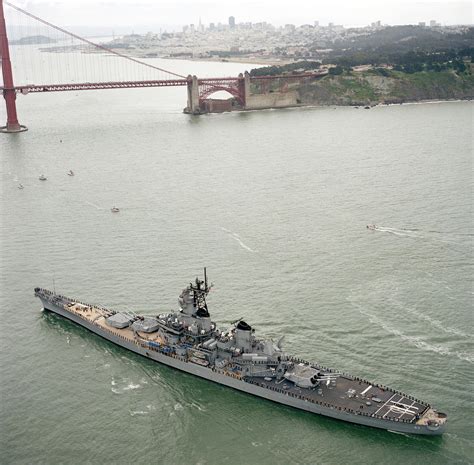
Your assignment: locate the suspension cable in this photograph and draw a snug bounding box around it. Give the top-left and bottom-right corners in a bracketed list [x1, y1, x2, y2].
[4, 1, 186, 79]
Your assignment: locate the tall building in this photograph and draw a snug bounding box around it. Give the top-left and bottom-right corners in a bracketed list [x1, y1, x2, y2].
[314, 20, 319, 27]
[229, 16, 235, 28]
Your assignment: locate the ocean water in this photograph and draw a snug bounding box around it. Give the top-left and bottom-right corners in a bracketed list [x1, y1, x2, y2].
[1, 50, 473, 465]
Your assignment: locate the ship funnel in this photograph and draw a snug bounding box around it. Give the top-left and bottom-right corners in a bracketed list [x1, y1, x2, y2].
[235, 320, 252, 352]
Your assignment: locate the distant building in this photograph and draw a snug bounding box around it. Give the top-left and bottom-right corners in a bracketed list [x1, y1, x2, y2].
[314, 20, 319, 27]
[418, 22, 426, 27]
[209, 22, 215, 31]
[430, 20, 438, 27]
[229, 16, 235, 28]
[328, 22, 334, 28]
[300, 24, 313, 32]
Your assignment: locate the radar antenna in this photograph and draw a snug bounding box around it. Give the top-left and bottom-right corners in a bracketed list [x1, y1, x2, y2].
[191, 268, 211, 317]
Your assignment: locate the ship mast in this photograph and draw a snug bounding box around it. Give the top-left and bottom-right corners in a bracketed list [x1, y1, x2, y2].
[191, 267, 210, 316]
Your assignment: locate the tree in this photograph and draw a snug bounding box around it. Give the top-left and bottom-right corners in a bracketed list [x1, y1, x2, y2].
[329, 66, 343, 75]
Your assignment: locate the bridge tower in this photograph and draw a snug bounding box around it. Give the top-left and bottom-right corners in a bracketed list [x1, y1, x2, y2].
[0, 1, 27, 133]
[186, 75, 200, 114]
[242, 72, 250, 105]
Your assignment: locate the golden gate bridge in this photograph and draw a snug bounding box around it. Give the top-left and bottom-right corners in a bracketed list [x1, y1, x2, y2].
[1, 0, 326, 133]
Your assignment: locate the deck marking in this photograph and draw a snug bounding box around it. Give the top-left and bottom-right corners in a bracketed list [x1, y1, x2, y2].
[391, 400, 419, 410]
[361, 385, 372, 396]
[398, 400, 417, 419]
[374, 393, 398, 416]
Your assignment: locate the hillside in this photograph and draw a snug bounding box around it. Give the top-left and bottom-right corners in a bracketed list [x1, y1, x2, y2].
[296, 69, 474, 106]
[331, 25, 474, 55]
[10, 35, 56, 45]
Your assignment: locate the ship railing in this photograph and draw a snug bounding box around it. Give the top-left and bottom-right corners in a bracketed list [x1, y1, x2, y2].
[287, 356, 427, 408]
[238, 359, 278, 365]
[241, 378, 417, 424]
[35, 288, 116, 318]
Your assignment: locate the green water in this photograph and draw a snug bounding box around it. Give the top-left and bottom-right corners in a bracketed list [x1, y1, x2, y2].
[1, 50, 473, 465]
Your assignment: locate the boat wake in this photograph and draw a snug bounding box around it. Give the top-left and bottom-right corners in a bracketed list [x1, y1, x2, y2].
[123, 382, 141, 391]
[84, 200, 104, 211]
[111, 377, 142, 394]
[130, 404, 156, 416]
[386, 297, 472, 339]
[388, 430, 412, 437]
[370, 226, 423, 238]
[368, 226, 470, 249]
[190, 401, 206, 412]
[349, 300, 474, 364]
[221, 227, 256, 253]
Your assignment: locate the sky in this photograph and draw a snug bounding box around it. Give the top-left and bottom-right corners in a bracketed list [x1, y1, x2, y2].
[5, 0, 473, 31]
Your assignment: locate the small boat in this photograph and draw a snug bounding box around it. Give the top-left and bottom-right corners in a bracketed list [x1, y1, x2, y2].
[366, 224, 377, 230]
[39, 175, 47, 181]
[67, 170, 74, 177]
[111, 207, 120, 213]
[18, 183, 24, 189]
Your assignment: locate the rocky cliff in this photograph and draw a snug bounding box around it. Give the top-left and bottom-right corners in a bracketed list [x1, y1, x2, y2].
[296, 70, 474, 106]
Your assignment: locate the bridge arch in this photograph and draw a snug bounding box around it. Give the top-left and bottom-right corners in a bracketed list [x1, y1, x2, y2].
[198, 79, 245, 106]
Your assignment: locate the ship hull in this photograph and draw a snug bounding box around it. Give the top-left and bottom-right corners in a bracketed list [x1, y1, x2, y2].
[39, 298, 445, 436]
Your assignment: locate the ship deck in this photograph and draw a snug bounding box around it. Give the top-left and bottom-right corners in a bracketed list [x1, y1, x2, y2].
[62, 302, 166, 345]
[249, 374, 428, 423]
[57, 302, 429, 423]
[37, 290, 429, 426]
[35, 287, 446, 433]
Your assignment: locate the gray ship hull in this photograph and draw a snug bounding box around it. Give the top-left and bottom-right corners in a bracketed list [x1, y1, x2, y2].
[38, 297, 445, 436]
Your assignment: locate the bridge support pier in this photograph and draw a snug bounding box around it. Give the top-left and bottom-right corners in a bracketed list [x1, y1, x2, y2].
[0, 1, 27, 133]
[243, 72, 250, 105]
[185, 75, 201, 114]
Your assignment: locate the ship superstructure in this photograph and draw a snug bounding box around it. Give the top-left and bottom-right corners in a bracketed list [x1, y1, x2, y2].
[34, 270, 447, 435]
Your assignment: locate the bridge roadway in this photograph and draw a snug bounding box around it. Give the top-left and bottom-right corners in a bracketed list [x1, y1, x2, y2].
[2, 73, 325, 94]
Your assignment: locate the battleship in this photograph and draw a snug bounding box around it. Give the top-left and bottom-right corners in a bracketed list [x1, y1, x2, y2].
[35, 269, 447, 435]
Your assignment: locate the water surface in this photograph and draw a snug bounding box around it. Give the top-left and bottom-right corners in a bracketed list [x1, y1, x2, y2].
[1, 53, 473, 465]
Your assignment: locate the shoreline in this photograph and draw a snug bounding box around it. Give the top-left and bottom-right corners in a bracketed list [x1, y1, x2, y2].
[198, 98, 471, 116]
[159, 55, 290, 67]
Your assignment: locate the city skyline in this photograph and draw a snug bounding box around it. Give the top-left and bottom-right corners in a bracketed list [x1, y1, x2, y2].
[4, 0, 472, 30]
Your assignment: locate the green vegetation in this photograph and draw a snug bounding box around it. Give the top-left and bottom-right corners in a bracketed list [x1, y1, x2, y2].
[330, 26, 474, 56]
[328, 66, 343, 75]
[250, 48, 473, 77]
[10, 35, 56, 45]
[296, 69, 474, 106]
[248, 25, 474, 106]
[328, 48, 473, 74]
[250, 60, 321, 76]
[250, 26, 473, 78]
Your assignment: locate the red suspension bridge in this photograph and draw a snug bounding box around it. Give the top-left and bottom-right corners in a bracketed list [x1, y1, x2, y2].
[1, 1, 326, 132]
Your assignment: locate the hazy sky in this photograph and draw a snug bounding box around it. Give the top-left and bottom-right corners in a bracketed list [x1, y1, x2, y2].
[6, 0, 473, 30]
